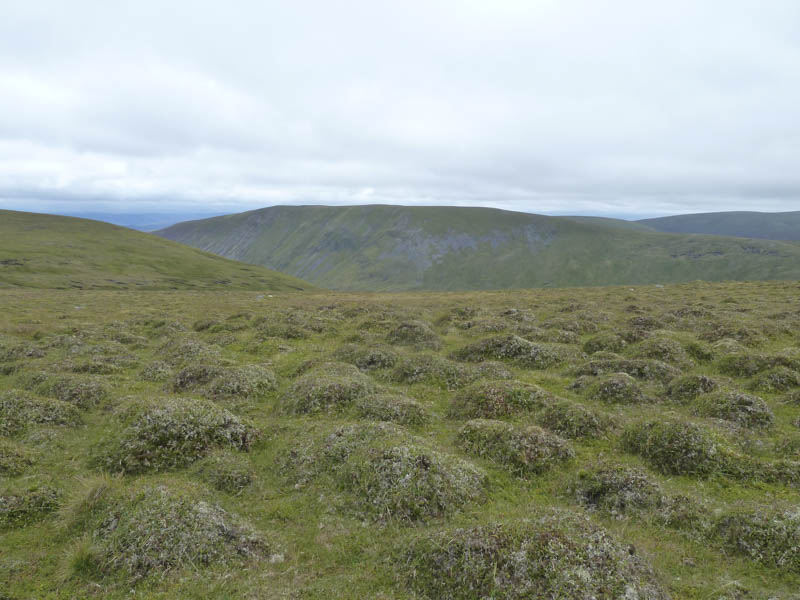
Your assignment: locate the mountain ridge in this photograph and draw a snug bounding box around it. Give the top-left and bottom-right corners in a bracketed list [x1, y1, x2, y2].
[156, 204, 800, 291]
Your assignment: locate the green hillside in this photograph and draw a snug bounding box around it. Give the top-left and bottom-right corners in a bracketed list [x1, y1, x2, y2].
[157, 204, 800, 291]
[0, 210, 314, 291]
[639, 211, 800, 241]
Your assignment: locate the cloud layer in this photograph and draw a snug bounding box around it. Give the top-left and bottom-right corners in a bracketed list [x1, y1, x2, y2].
[2, 0, 799, 218]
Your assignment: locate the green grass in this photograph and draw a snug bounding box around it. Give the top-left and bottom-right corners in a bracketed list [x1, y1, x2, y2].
[156, 204, 800, 291]
[2, 280, 800, 598]
[0, 210, 315, 291]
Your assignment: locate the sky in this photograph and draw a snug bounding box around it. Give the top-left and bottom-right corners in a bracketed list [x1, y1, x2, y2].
[1, 0, 799, 225]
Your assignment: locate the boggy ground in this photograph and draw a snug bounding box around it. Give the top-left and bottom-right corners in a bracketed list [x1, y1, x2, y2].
[2, 281, 800, 599]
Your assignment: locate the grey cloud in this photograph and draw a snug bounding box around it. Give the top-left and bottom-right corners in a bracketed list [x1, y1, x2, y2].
[1, 0, 799, 219]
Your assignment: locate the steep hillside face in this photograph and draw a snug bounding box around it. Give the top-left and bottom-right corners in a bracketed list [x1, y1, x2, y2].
[0, 210, 314, 291]
[638, 211, 800, 241]
[157, 205, 800, 291]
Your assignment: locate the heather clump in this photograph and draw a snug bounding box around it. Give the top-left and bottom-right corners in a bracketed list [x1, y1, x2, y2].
[404, 513, 670, 599]
[0, 389, 81, 436]
[449, 380, 554, 419]
[621, 420, 728, 477]
[457, 419, 573, 476]
[666, 374, 719, 403]
[26, 373, 110, 408]
[94, 397, 258, 474]
[451, 335, 567, 369]
[65, 481, 269, 581]
[633, 336, 693, 367]
[568, 463, 662, 515]
[572, 358, 679, 382]
[390, 354, 479, 390]
[284, 423, 485, 523]
[282, 362, 376, 414]
[582, 332, 626, 354]
[355, 392, 430, 426]
[695, 390, 774, 429]
[713, 509, 800, 573]
[537, 400, 611, 439]
[334, 343, 398, 370]
[386, 320, 441, 349]
[749, 366, 800, 393]
[583, 373, 647, 404]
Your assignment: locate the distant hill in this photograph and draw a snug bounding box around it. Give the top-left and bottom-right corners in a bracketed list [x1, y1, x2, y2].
[0, 210, 314, 291]
[156, 204, 800, 291]
[638, 211, 800, 241]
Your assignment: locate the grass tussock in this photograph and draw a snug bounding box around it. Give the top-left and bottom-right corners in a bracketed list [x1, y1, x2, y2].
[457, 419, 573, 476]
[404, 513, 669, 599]
[93, 397, 258, 474]
[451, 335, 568, 369]
[0, 389, 81, 436]
[282, 362, 376, 414]
[449, 380, 554, 419]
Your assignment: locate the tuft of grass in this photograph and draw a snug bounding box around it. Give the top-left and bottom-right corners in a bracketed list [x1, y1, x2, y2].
[386, 320, 441, 349]
[666, 374, 719, 403]
[568, 462, 662, 515]
[0, 438, 34, 475]
[749, 366, 800, 393]
[572, 358, 680, 382]
[713, 509, 800, 573]
[457, 419, 573, 476]
[334, 343, 398, 370]
[25, 373, 110, 408]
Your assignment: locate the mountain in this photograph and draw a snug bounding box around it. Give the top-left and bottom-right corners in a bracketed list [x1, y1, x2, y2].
[638, 211, 800, 241]
[156, 204, 800, 291]
[0, 210, 314, 291]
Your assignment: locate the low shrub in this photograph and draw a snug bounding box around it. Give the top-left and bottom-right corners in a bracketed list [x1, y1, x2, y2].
[191, 451, 254, 494]
[537, 400, 610, 439]
[171, 363, 225, 392]
[621, 420, 727, 477]
[140, 360, 173, 382]
[94, 397, 259, 474]
[716, 353, 770, 378]
[282, 363, 376, 414]
[458, 419, 573, 476]
[386, 320, 441, 349]
[450, 380, 554, 419]
[390, 354, 479, 390]
[0, 480, 60, 529]
[28, 374, 110, 408]
[583, 333, 626, 354]
[713, 509, 800, 573]
[72, 481, 268, 581]
[0, 389, 81, 436]
[666, 374, 719, 403]
[334, 343, 398, 370]
[573, 358, 679, 382]
[451, 335, 567, 369]
[569, 463, 662, 515]
[584, 373, 646, 404]
[749, 367, 800, 393]
[284, 424, 485, 523]
[633, 336, 693, 367]
[207, 365, 277, 400]
[404, 513, 669, 599]
[158, 336, 221, 366]
[355, 393, 429, 426]
[695, 390, 774, 429]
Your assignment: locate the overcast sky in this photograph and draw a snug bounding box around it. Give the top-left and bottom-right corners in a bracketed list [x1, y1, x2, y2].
[1, 0, 799, 221]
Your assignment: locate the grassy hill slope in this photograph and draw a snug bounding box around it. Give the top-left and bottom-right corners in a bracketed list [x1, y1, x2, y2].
[639, 211, 800, 241]
[0, 210, 314, 291]
[157, 205, 800, 291]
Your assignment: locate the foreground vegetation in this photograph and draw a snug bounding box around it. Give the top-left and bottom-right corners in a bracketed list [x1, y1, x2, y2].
[2, 281, 800, 598]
